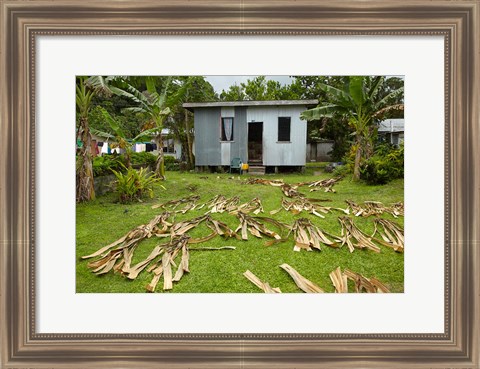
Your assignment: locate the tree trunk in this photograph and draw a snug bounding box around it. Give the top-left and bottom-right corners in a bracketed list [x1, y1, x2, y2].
[353, 135, 362, 181]
[155, 134, 165, 179]
[76, 117, 95, 202]
[185, 109, 194, 169]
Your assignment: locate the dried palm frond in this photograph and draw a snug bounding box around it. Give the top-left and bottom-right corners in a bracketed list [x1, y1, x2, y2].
[151, 195, 200, 214]
[243, 270, 282, 293]
[82, 212, 173, 276]
[231, 197, 264, 215]
[372, 218, 404, 252]
[298, 176, 343, 193]
[288, 218, 337, 252]
[281, 198, 330, 218]
[328, 267, 390, 293]
[281, 183, 302, 198]
[169, 214, 210, 238]
[203, 195, 240, 214]
[390, 202, 404, 217]
[245, 178, 284, 186]
[279, 264, 324, 293]
[343, 269, 390, 293]
[235, 212, 283, 241]
[346, 200, 404, 218]
[167, 214, 238, 241]
[145, 236, 236, 293]
[82, 212, 172, 260]
[333, 216, 381, 253]
[205, 217, 239, 239]
[329, 267, 348, 293]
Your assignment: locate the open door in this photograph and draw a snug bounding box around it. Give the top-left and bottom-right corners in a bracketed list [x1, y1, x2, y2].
[248, 122, 263, 164]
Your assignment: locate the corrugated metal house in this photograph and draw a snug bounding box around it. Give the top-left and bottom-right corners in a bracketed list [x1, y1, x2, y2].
[183, 100, 317, 172]
[378, 118, 405, 146]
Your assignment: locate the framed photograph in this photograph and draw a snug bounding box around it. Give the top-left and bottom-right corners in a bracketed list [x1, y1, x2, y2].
[1, 1, 478, 368]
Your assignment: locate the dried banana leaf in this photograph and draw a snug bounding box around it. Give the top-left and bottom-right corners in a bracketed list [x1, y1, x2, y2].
[280, 183, 304, 198]
[82, 212, 172, 259]
[231, 197, 264, 215]
[329, 267, 348, 293]
[333, 216, 381, 253]
[172, 244, 190, 282]
[189, 246, 236, 251]
[243, 270, 282, 293]
[235, 212, 283, 241]
[346, 200, 404, 218]
[343, 269, 390, 293]
[151, 195, 200, 213]
[203, 195, 240, 214]
[288, 218, 337, 252]
[279, 264, 324, 293]
[245, 178, 284, 186]
[298, 176, 343, 193]
[281, 198, 333, 218]
[372, 218, 404, 252]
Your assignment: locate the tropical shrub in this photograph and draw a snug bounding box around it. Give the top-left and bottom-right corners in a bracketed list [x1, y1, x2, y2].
[359, 143, 404, 185]
[111, 166, 160, 203]
[130, 152, 157, 167]
[92, 154, 125, 177]
[164, 155, 180, 171]
[93, 152, 158, 177]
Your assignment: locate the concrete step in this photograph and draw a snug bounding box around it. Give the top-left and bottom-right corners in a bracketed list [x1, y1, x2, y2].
[248, 165, 266, 175]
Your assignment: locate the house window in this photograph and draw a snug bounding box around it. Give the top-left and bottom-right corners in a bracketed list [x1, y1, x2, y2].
[278, 117, 291, 142]
[221, 117, 234, 141]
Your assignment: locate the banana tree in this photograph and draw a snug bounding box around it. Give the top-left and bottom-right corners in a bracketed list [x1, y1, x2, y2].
[76, 76, 115, 202]
[301, 76, 404, 181]
[111, 77, 171, 179]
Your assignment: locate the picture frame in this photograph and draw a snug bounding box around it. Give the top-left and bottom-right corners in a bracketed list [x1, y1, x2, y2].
[1, 0, 478, 368]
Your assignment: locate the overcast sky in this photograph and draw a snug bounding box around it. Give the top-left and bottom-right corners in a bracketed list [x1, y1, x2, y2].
[205, 75, 293, 93]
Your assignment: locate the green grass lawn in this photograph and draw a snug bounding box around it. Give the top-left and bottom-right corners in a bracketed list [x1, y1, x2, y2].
[76, 169, 404, 293]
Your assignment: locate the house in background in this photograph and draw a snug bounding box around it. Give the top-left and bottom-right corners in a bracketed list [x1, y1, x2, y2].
[183, 100, 317, 174]
[306, 139, 334, 162]
[160, 128, 183, 160]
[378, 118, 404, 146]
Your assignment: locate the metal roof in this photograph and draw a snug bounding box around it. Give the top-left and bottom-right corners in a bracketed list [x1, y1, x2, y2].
[378, 118, 405, 133]
[183, 99, 318, 110]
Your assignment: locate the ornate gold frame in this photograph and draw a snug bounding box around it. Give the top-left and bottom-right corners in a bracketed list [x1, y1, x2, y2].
[1, 1, 479, 368]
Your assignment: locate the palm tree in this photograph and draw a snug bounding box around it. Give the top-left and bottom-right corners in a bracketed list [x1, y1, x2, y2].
[76, 76, 115, 202]
[301, 76, 404, 180]
[111, 77, 171, 179]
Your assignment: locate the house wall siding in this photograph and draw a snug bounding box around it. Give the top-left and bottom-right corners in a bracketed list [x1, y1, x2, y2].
[246, 106, 307, 166]
[194, 107, 221, 165]
[194, 105, 307, 167]
[230, 107, 248, 163]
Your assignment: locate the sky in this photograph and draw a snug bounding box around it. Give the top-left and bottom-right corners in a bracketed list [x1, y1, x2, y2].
[205, 75, 293, 93]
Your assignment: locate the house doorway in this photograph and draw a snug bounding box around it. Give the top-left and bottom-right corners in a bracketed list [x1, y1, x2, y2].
[248, 122, 263, 163]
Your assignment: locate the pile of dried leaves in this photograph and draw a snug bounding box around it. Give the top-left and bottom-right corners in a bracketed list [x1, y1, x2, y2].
[151, 195, 200, 213]
[82, 212, 238, 292]
[287, 218, 337, 252]
[244, 178, 284, 187]
[332, 267, 390, 293]
[272, 197, 347, 218]
[333, 216, 381, 253]
[244, 264, 390, 293]
[298, 176, 343, 193]
[346, 200, 404, 218]
[372, 218, 404, 252]
[235, 212, 285, 241]
[246, 176, 343, 197]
